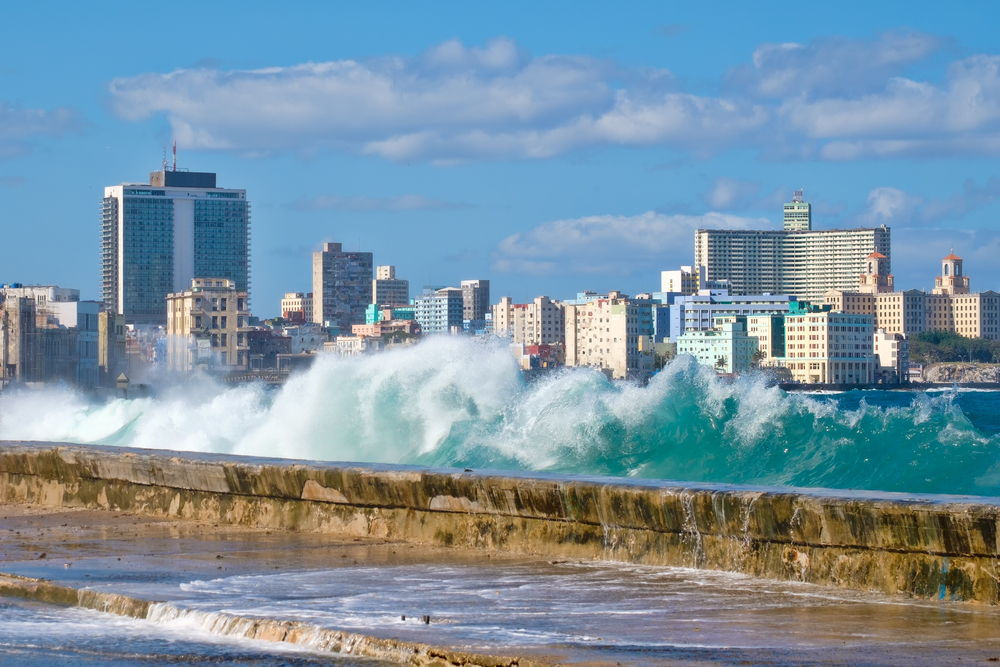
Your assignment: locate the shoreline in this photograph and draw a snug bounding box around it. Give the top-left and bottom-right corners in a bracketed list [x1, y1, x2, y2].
[3, 440, 1000, 604]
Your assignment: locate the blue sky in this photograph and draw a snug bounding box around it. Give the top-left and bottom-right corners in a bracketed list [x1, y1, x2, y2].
[3, 1, 1000, 314]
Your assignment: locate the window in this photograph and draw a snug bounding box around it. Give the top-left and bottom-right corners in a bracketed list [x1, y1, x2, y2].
[212, 316, 218, 329]
[221, 316, 227, 328]
[221, 333, 227, 346]
[195, 316, 202, 327]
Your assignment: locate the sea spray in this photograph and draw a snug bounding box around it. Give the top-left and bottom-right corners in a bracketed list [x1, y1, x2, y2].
[1, 335, 1000, 496]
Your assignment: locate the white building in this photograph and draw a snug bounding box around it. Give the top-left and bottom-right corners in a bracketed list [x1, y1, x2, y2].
[282, 322, 330, 354]
[660, 266, 703, 295]
[102, 169, 249, 325]
[676, 316, 758, 373]
[695, 195, 891, 301]
[874, 330, 909, 383]
[772, 304, 875, 385]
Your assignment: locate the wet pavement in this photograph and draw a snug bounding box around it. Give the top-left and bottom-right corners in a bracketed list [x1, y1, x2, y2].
[2, 504, 1000, 666]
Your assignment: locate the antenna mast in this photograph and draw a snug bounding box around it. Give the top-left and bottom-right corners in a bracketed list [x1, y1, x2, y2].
[172, 141, 177, 171]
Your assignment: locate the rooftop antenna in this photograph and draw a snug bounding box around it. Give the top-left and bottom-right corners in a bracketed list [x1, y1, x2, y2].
[161, 145, 168, 172]
[172, 141, 177, 172]
[793, 188, 804, 203]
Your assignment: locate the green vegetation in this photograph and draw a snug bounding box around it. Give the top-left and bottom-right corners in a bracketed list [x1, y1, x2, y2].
[909, 331, 1000, 364]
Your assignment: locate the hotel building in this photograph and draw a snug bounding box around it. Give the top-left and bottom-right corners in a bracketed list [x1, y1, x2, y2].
[694, 193, 891, 301]
[102, 169, 249, 325]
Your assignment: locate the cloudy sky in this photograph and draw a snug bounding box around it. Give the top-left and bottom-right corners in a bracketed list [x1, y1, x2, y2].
[3, 1, 1000, 312]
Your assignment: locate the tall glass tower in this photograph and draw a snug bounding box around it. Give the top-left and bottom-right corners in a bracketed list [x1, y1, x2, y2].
[101, 170, 250, 325]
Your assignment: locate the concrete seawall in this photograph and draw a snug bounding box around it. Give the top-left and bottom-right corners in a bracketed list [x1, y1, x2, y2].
[3, 441, 1000, 604]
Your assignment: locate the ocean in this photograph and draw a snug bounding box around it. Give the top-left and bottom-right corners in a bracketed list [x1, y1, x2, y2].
[0, 335, 997, 497]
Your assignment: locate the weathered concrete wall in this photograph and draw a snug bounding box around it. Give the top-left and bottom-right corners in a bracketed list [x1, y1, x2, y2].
[0, 573, 549, 667]
[2, 441, 1000, 604]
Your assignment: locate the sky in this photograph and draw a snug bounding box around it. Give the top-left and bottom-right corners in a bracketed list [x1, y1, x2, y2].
[3, 1, 1000, 315]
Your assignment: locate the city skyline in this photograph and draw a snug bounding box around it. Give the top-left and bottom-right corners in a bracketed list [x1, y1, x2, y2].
[3, 2, 1000, 312]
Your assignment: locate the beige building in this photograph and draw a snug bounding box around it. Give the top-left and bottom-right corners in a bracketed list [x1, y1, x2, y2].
[166, 278, 250, 372]
[98, 311, 127, 388]
[280, 292, 313, 322]
[933, 253, 970, 295]
[373, 265, 409, 307]
[492, 296, 566, 346]
[564, 291, 654, 380]
[822, 253, 1000, 340]
[857, 251, 894, 294]
[772, 304, 875, 385]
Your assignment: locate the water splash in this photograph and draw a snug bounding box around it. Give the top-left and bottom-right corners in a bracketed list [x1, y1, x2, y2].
[1, 336, 1000, 496]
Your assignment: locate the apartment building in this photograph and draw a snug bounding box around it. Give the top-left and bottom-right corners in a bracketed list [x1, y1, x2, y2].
[875, 330, 909, 383]
[771, 302, 875, 385]
[564, 291, 654, 380]
[0, 284, 101, 387]
[695, 196, 891, 300]
[102, 169, 249, 325]
[461, 280, 490, 326]
[372, 265, 409, 307]
[492, 296, 566, 346]
[414, 287, 465, 334]
[166, 278, 250, 372]
[668, 291, 797, 341]
[676, 316, 759, 373]
[313, 242, 374, 332]
[660, 266, 702, 295]
[280, 292, 313, 323]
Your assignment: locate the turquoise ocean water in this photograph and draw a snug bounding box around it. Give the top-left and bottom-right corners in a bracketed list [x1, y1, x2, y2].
[1, 336, 998, 497]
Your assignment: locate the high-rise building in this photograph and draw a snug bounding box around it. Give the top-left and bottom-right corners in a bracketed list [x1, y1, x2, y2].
[312, 242, 374, 332]
[783, 190, 812, 231]
[372, 265, 409, 307]
[102, 169, 249, 325]
[695, 194, 891, 301]
[461, 280, 490, 321]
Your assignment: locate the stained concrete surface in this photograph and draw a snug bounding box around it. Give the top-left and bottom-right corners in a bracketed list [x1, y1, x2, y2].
[3, 504, 1000, 666]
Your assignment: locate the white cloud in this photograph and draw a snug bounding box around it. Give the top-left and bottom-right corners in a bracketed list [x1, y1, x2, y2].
[728, 31, 943, 99]
[106, 34, 1000, 163]
[107, 37, 765, 163]
[291, 194, 470, 212]
[0, 102, 82, 159]
[492, 211, 764, 275]
[858, 178, 1000, 227]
